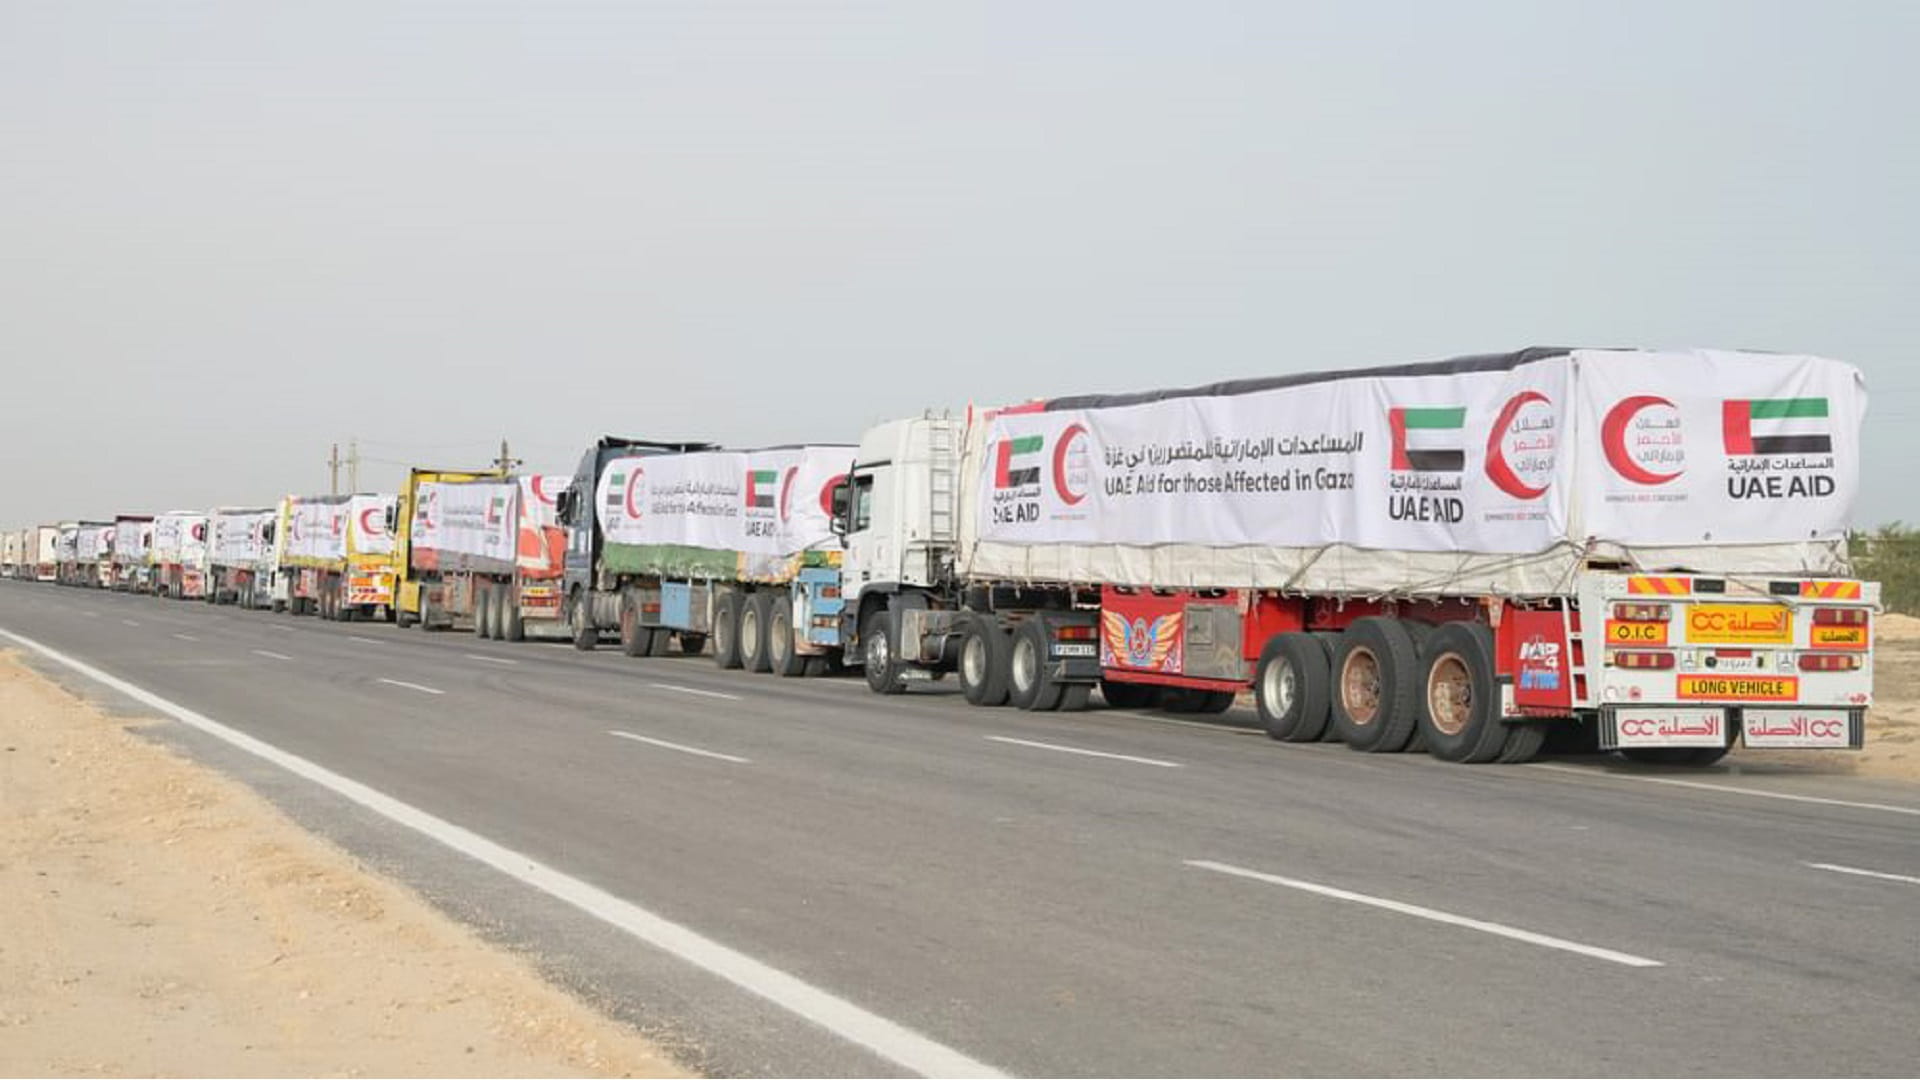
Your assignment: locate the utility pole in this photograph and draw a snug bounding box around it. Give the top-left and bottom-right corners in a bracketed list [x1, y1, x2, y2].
[493, 438, 521, 475]
[328, 443, 341, 496]
[347, 438, 360, 494]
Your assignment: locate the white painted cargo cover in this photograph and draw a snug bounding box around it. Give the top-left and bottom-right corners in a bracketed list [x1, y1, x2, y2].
[210, 508, 276, 569]
[959, 349, 1861, 595]
[151, 512, 209, 567]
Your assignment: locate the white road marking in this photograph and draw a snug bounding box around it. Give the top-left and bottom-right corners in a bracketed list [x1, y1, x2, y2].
[252, 650, 293, 661]
[608, 730, 751, 764]
[171, 633, 199, 642]
[378, 677, 445, 696]
[0, 626, 1002, 1079]
[1188, 859, 1664, 968]
[1807, 862, 1920, 887]
[1528, 763, 1920, 817]
[465, 653, 519, 665]
[349, 636, 385, 645]
[986, 735, 1182, 769]
[649, 682, 741, 701]
[121, 618, 140, 626]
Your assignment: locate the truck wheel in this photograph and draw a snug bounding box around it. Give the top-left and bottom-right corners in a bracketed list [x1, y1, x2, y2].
[1619, 745, 1729, 767]
[770, 601, 806, 677]
[713, 592, 743, 669]
[421, 589, 443, 632]
[396, 602, 415, 628]
[569, 592, 595, 651]
[1415, 622, 1507, 763]
[490, 584, 511, 640]
[804, 656, 830, 677]
[1009, 620, 1065, 711]
[1399, 621, 1436, 754]
[1497, 723, 1549, 764]
[647, 626, 673, 657]
[677, 632, 705, 656]
[1100, 679, 1157, 709]
[620, 597, 650, 657]
[475, 583, 493, 638]
[1257, 632, 1333, 742]
[740, 592, 773, 673]
[958, 615, 1011, 706]
[1331, 617, 1420, 752]
[502, 589, 526, 642]
[861, 610, 907, 695]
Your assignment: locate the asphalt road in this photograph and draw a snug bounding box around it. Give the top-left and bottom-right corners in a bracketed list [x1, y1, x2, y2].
[4, 578, 1918, 1077]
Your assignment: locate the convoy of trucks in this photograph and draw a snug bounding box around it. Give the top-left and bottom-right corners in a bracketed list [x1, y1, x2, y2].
[0, 347, 1886, 768]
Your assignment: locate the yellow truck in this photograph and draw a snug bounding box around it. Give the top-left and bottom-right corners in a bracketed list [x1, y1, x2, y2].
[390, 466, 508, 629]
[276, 492, 401, 620]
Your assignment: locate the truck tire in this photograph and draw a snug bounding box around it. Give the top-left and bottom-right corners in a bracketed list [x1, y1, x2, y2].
[1331, 617, 1420, 752]
[1313, 632, 1346, 740]
[502, 588, 526, 642]
[712, 592, 743, 669]
[474, 583, 493, 638]
[677, 632, 705, 656]
[740, 592, 773, 673]
[1009, 619, 1065, 711]
[569, 592, 595, 651]
[1415, 622, 1507, 763]
[770, 601, 806, 677]
[648, 626, 673, 657]
[620, 596, 650, 657]
[1619, 745, 1729, 767]
[861, 609, 907, 695]
[1257, 632, 1333, 742]
[1497, 723, 1549, 764]
[1398, 621, 1436, 755]
[1100, 679, 1157, 709]
[958, 614, 1011, 706]
[490, 583, 510, 640]
[421, 589, 443, 632]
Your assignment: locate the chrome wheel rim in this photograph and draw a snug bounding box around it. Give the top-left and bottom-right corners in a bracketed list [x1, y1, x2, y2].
[1262, 653, 1297, 717]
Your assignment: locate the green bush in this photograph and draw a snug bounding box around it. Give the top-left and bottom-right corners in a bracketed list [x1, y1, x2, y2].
[1851, 524, 1920, 616]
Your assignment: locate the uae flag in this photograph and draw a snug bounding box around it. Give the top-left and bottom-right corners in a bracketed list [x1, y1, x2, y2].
[604, 471, 626, 512]
[995, 435, 1043, 488]
[1389, 406, 1466, 472]
[1723, 398, 1831, 455]
[746, 469, 778, 509]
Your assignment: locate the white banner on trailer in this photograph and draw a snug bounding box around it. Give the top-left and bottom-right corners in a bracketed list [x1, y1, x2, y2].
[1572, 350, 1863, 546]
[347, 494, 397, 557]
[152, 513, 209, 564]
[976, 360, 1572, 554]
[211, 510, 275, 568]
[414, 481, 516, 559]
[284, 499, 346, 562]
[594, 447, 849, 556]
[112, 522, 152, 562]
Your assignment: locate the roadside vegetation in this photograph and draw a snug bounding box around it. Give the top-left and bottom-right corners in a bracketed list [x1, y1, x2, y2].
[1853, 524, 1920, 614]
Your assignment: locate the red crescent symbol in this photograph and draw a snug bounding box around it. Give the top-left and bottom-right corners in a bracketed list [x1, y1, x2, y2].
[529, 475, 557, 505]
[1052, 423, 1089, 506]
[360, 507, 381, 535]
[1602, 395, 1683, 485]
[779, 466, 798, 523]
[624, 465, 645, 519]
[820, 473, 848, 517]
[1485, 391, 1550, 500]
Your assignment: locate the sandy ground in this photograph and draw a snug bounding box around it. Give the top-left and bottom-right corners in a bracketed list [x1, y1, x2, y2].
[0, 652, 692, 1079]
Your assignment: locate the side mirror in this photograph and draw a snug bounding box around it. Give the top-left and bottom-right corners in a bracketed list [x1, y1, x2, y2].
[827, 477, 850, 537]
[383, 506, 397, 532]
[556, 487, 577, 524]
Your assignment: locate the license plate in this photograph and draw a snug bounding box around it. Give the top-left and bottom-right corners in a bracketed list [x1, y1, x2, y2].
[1612, 708, 1727, 748]
[1052, 643, 1096, 658]
[1702, 653, 1763, 673]
[1683, 603, 1793, 645]
[1743, 709, 1853, 748]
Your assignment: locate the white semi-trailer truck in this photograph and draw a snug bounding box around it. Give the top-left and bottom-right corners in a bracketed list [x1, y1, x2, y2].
[830, 347, 1877, 766]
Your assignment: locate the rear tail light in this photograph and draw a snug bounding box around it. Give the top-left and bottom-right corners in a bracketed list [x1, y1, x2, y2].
[1812, 607, 1869, 627]
[1613, 650, 1676, 670]
[1799, 653, 1862, 672]
[820, 586, 841, 599]
[1055, 624, 1096, 642]
[1613, 602, 1671, 622]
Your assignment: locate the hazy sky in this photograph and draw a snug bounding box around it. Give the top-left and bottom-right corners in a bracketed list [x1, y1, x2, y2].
[4, 1, 1916, 526]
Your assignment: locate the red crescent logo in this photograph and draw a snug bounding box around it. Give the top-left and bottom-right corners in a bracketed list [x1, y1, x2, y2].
[1052, 423, 1089, 506]
[1602, 395, 1683, 485]
[819, 473, 848, 517]
[624, 465, 645, 519]
[1484, 391, 1551, 500]
[360, 507, 382, 535]
[529, 475, 558, 505]
[779, 466, 799, 523]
